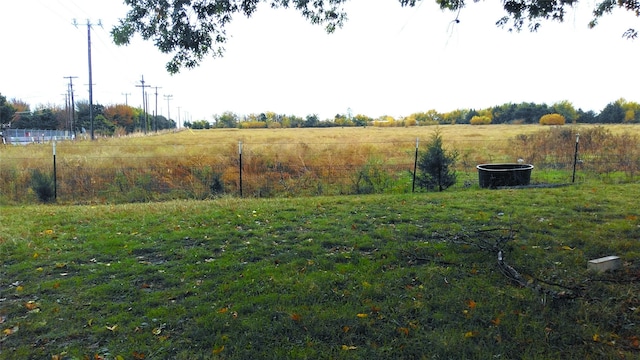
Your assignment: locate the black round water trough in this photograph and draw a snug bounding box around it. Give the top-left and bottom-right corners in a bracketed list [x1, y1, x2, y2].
[477, 163, 534, 188]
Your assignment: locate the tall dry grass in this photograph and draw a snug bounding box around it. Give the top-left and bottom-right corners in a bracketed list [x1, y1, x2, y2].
[2, 125, 639, 203]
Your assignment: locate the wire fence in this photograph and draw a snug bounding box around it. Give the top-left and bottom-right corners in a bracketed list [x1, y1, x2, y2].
[1, 130, 639, 204]
[1, 129, 75, 145]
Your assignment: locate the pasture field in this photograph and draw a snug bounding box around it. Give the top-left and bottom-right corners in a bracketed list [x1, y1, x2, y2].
[1, 124, 639, 204]
[1, 180, 640, 358]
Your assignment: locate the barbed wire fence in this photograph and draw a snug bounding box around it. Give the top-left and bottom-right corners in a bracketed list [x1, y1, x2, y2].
[1, 131, 639, 204]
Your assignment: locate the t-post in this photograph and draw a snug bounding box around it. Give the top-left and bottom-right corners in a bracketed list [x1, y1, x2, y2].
[412, 138, 419, 192]
[53, 141, 57, 200]
[239, 141, 243, 197]
[572, 134, 580, 183]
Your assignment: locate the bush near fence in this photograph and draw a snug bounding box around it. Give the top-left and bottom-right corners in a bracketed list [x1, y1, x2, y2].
[1, 126, 639, 204]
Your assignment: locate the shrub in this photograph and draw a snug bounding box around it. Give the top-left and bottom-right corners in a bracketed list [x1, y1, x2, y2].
[417, 130, 458, 191]
[30, 169, 55, 203]
[470, 115, 491, 125]
[351, 158, 391, 194]
[539, 113, 566, 125]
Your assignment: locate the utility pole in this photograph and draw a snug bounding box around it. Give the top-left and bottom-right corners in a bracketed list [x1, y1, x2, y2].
[122, 92, 131, 106]
[136, 75, 150, 133]
[64, 76, 78, 136]
[164, 94, 173, 127]
[177, 106, 181, 129]
[153, 86, 162, 132]
[74, 19, 102, 140]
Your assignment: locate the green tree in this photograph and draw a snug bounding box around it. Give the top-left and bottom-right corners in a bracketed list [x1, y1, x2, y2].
[113, 1, 640, 74]
[598, 101, 625, 123]
[215, 111, 239, 128]
[0, 93, 15, 128]
[552, 100, 578, 124]
[304, 114, 319, 127]
[76, 101, 105, 133]
[417, 129, 458, 192]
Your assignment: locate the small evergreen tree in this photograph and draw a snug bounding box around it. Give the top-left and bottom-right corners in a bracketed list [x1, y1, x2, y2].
[30, 169, 55, 203]
[417, 130, 458, 191]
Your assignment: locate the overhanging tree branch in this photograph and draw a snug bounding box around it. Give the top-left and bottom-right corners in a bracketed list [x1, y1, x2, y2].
[112, 0, 640, 74]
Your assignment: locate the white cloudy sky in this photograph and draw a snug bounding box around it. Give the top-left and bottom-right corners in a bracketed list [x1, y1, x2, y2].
[1, 0, 639, 122]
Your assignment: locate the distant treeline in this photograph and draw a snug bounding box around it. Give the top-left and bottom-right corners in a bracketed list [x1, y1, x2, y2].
[2, 91, 638, 134]
[187, 99, 640, 129]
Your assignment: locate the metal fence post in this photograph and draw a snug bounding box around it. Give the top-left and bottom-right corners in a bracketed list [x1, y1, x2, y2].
[412, 138, 419, 192]
[572, 134, 580, 183]
[239, 141, 243, 197]
[53, 141, 57, 200]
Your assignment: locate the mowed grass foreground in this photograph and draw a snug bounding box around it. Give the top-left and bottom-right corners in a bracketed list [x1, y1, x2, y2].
[2, 184, 640, 359]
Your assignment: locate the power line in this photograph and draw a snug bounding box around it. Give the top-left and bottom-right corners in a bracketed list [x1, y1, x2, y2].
[122, 93, 131, 106]
[136, 75, 151, 134]
[64, 76, 78, 135]
[164, 94, 173, 125]
[74, 18, 103, 140]
[153, 86, 162, 133]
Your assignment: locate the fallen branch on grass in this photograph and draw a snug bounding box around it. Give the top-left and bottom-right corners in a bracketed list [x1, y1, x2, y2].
[448, 227, 578, 300]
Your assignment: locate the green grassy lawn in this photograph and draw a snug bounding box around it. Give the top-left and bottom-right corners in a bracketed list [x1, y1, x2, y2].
[2, 184, 640, 359]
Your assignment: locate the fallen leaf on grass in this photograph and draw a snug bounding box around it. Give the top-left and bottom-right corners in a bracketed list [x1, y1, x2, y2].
[3, 326, 18, 335]
[466, 300, 476, 310]
[132, 351, 145, 359]
[290, 313, 302, 322]
[561, 246, 574, 251]
[464, 331, 479, 338]
[341, 345, 357, 350]
[356, 313, 368, 318]
[106, 324, 118, 332]
[397, 327, 409, 336]
[213, 345, 225, 354]
[25, 301, 39, 310]
[152, 328, 162, 335]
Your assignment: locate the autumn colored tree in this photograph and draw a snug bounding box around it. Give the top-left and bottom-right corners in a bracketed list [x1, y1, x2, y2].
[113, 0, 640, 74]
[616, 98, 640, 123]
[104, 104, 136, 133]
[470, 115, 491, 125]
[539, 113, 566, 125]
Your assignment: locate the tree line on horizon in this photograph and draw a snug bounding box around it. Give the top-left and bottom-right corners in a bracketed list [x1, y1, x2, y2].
[2, 92, 640, 135]
[0, 93, 175, 137]
[189, 98, 640, 129]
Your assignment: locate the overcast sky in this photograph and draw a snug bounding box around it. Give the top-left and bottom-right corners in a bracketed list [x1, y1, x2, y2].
[1, 0, 639, 122]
